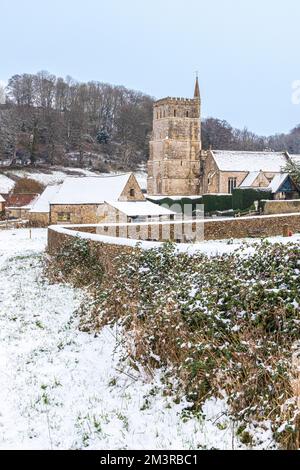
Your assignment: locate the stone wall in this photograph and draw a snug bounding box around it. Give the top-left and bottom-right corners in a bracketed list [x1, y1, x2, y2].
[94, 221, 203, 243]
[28, 212, 50, 226]
[47, 227, 135, 282]
[204, 213, 300, 239]
[6, 207, 30, 220]
[262, 199, 300, 215]
[50, 204, 107, 225]
[48, 213, 300, 256]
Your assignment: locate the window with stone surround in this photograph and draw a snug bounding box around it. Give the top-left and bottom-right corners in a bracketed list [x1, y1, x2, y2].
[57, 212, 71, 222]
[129, 188, 135, 197]
[228, 178, 237, 194]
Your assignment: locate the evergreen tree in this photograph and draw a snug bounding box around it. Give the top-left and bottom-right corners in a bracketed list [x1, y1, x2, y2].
[96, 129, 109, 144]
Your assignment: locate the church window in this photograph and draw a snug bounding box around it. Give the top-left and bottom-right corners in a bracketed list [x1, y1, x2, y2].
[129, 188, 135, 197]
[228, 177, 237, 194]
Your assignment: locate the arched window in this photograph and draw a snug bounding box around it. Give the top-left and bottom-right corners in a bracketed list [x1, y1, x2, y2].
[186, 111, 189, 117]
[174, 109, 176, 117]
[130, 188, 135, 197]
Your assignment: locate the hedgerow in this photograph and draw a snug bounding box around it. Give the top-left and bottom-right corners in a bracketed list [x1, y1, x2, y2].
[48, 238, 300, 449]
[46, 238, 104, 288]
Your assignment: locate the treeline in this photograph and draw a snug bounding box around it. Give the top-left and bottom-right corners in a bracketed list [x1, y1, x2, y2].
[202, 118, 300, 154]
[0, 71, 153, 169]
[0, 71, 300, 170]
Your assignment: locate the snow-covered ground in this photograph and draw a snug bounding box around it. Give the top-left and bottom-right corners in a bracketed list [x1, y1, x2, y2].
[4, 168, 99, 186]
[2, 168, 148, 190]
[0, 228, 270, 450]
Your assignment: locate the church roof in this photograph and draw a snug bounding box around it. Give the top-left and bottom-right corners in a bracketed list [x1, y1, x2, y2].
[211, 150, 288, 173]
[240, 171, 261, 187]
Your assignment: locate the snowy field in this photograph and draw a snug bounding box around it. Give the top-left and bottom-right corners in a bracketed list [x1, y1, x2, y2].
[0, 228, 267, 450]
[0, 168, 147, 192]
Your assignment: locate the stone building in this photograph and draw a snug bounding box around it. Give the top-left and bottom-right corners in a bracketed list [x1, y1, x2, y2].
[29, 184, 61, 226]
[147, 77, 201, 196]
[147, 79, 299, 199]
[199, 150, 292, 196]
[6, 193, 39, 219]
[50, 173, 174, 225]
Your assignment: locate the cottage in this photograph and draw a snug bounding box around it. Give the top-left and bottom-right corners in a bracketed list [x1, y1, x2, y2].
[50, 173, 174, 225]
[6, 193, 39, 219]
[29, 185, 61, 226]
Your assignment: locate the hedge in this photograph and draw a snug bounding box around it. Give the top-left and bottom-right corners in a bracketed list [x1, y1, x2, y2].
[147, 197, 203, 214]
[232, 188, 272, 211]
[202, 194, 233, 213]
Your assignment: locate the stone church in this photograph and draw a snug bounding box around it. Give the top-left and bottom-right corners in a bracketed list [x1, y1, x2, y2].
[147, 78, 295, 198]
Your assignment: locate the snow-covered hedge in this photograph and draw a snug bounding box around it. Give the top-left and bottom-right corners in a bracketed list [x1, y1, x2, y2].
[48, 238, 300, 449]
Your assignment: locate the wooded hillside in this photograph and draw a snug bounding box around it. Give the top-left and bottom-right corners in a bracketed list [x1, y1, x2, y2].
[0, 71, 299, 170]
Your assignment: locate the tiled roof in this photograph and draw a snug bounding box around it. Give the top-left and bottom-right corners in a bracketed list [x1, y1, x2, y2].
[6, 193, 39, 208]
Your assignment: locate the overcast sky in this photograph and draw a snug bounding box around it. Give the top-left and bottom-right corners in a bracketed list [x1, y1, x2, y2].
[1, 0, 299, 135]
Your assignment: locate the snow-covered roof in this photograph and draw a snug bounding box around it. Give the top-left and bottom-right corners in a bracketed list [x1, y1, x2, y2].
[0, 195, 5, 203]
[240, 171, 260, 187]
[51, 174, 133, 205]
[30, 185, 61, 213]
[0, 174, 15, 194]
[268, 173, 289, 193]
[106, 200, 175, 217]
[211, 151, 288, 172]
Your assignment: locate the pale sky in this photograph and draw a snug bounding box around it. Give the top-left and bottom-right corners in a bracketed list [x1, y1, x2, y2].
[1, 0, 299, 135]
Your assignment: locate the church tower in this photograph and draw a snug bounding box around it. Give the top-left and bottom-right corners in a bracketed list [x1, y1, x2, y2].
[147, 77, 201, 196]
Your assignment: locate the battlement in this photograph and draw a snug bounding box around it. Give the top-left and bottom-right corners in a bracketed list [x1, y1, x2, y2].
[154, 97, 198, 106]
